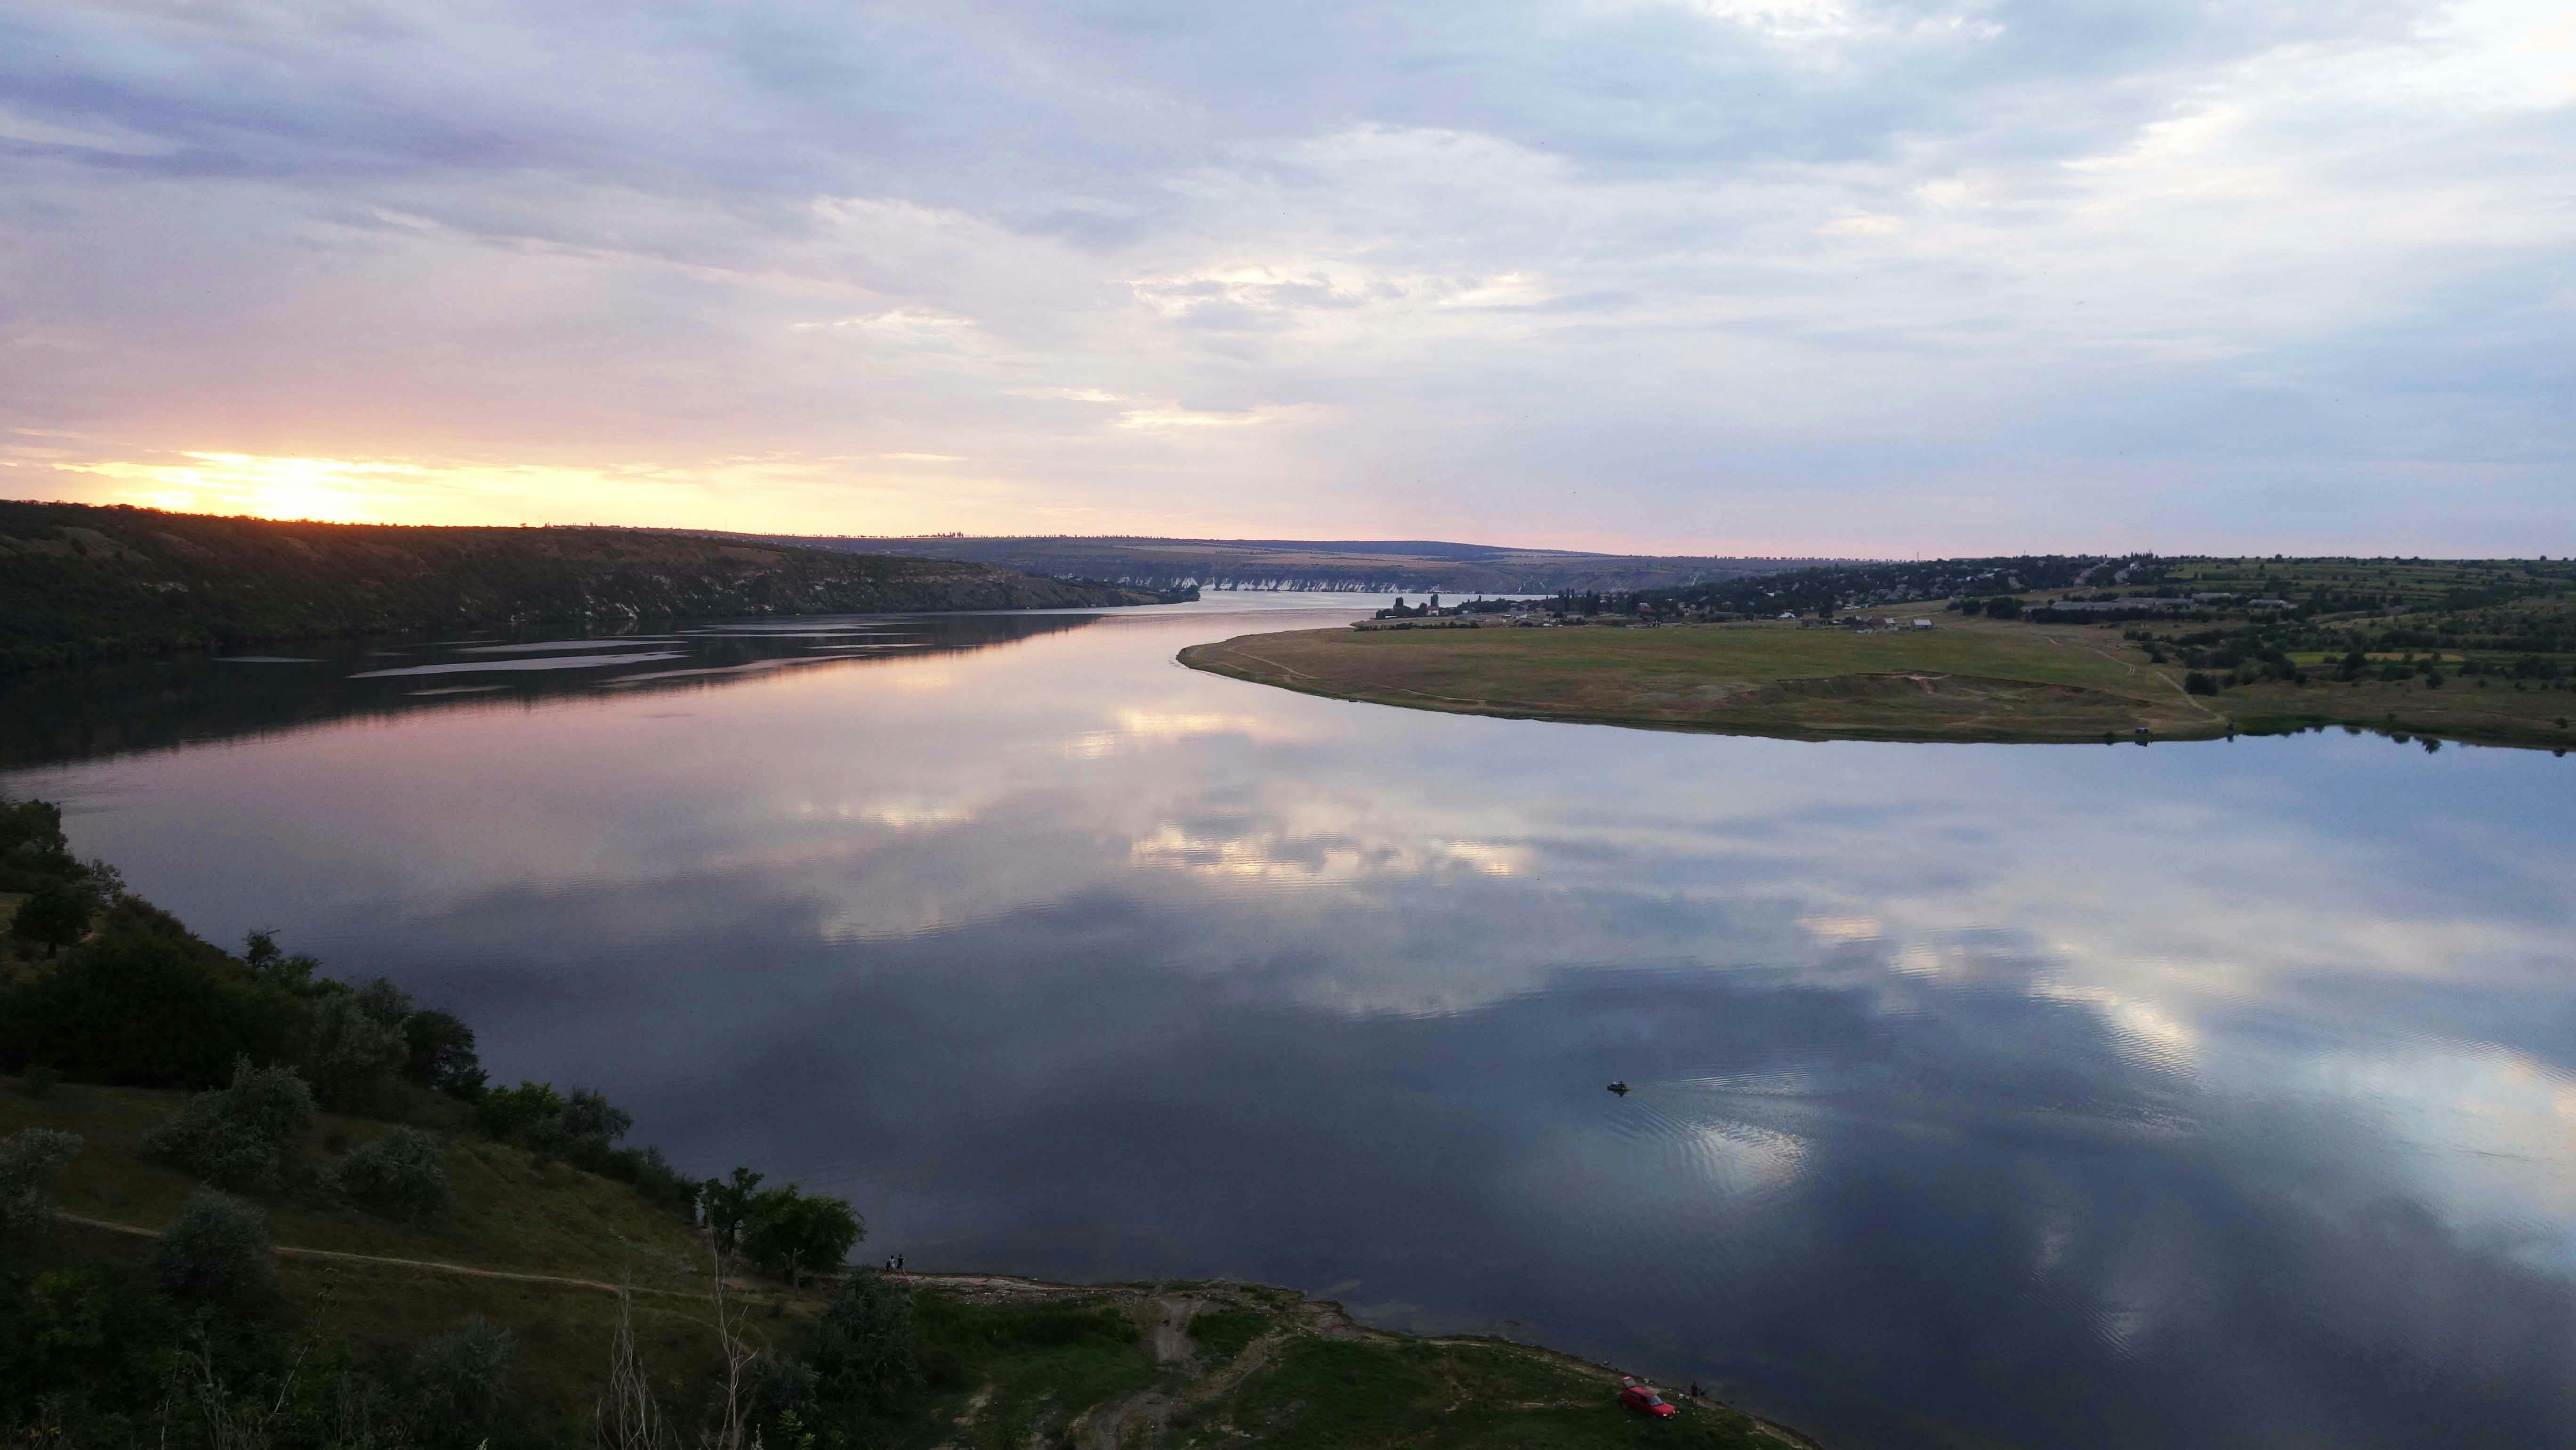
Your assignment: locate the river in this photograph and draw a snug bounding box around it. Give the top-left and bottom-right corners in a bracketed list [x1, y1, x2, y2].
[6, 595, 2573, 1448]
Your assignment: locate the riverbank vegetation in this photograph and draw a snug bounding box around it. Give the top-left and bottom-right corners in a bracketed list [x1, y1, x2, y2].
[4, 793, 1806, 1449]
[1183, 555, 2576, 751]
[0, 500, 1177, 676]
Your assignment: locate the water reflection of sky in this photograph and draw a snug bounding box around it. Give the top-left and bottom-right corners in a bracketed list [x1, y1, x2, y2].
[8, 599, 2575, 1449]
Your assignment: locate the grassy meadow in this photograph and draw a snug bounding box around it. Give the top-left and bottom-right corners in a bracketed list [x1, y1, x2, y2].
[1184, 601, 2576, 751]
[1182, 618, 2225, 743]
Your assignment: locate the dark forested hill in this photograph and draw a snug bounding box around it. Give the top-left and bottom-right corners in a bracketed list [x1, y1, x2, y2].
[693, 532, 1843, 594]
[0, 501, 1172, 674]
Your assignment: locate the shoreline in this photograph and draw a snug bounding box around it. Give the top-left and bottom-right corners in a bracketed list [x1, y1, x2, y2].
[879, 1266, 1834, 1450]
[1180, 623, 2576, 752]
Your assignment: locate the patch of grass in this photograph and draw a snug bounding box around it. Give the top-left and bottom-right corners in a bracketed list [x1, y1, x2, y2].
[1183, 619, 2222, 743]
[0, 1079, 706, 1290]
[913, 1294, 1160, 1449]
[1187, 1306, 1269, 1361]
[1187, 614, 2576, 751]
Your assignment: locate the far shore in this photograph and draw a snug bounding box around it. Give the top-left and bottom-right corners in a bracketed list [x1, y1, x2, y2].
[1180, 617, 2576, 751]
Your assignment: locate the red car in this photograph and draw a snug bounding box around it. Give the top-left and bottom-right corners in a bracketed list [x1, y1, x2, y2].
[1618, 1379, 1678, 1419]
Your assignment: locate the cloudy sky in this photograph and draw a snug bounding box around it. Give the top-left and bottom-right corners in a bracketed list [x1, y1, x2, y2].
[2, 1, 2570, 554]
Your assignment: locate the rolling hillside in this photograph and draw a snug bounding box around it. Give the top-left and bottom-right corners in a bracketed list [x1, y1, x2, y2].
[697, 533, 1842, 594]
[0, 501, 1173, 674]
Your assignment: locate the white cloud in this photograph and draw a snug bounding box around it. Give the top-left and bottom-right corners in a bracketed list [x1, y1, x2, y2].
[0, 0, 2569, 550]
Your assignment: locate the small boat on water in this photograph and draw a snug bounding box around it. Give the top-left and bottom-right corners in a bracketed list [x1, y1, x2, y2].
[1607, 1080, 1630, 1096]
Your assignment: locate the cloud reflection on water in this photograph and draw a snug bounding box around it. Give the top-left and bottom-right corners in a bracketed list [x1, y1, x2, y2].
[7, 603, 2574, 1447]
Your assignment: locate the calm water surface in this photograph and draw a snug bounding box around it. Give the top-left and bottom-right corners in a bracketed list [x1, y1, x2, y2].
[8, 597, 2575, 1449]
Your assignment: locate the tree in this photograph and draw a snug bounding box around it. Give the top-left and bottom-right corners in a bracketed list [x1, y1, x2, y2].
[297, 988, 407, 1111]
[1985, 595, 2023, 620]
[241, 928, 320, 990]
[11, 879, 97, 956]
[0, 1127, 81, 1234]
[2185, 671, 2220, 695]
[0, 923, 301, 1088]
[140, 1056, 317, 1192]
[557, 1087, 633, 1146]
[151, 1187, 280, 1311]
[797, 1269, 924, 1426]
[331, 1127, 457, 1223]
[402, 1009, 486, 1097]
[701, 1167, 765, 1254]
[409, 1314, 518, 1439]
[744, 1185, 863, 1289]
[474, 1080, 566, 1140]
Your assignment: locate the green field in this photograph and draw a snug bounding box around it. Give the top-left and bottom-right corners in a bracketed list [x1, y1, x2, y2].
[1183, 618, 2222, 742]
[1181, 616, 2576, 750]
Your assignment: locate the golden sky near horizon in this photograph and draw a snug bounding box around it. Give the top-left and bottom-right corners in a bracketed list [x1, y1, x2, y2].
[5, 1, 2573, 553]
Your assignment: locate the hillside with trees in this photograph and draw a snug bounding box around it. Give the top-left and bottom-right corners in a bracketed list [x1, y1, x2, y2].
[701, 531, 1840, 595]
[0, 501, 1181, 675]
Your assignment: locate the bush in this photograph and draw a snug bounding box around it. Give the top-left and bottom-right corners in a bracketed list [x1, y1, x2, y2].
[141, 1057, 317, 1192]
[0, 1127, 82, 1233]
[407, 1313, 517, 1434]
[151, 1187, 280, 1310]
[331, 1127, 457, 1223]
[791, 1270, 923, 1424]
[2184, 671, 2220, 695]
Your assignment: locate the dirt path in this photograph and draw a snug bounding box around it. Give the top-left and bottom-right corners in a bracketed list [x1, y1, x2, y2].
[53, 1211, 702, 1298]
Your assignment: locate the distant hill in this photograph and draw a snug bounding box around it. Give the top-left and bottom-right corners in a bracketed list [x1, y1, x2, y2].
[685, 532, 1849, 594]
[0, 501, 1172, 675]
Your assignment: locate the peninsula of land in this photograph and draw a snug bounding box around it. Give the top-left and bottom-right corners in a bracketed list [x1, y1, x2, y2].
[0, 500, 1183, 676]
[1180, 554, 2576, 751]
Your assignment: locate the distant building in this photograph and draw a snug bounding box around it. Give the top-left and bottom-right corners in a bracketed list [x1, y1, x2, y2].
[1913, 619, 1932, 629]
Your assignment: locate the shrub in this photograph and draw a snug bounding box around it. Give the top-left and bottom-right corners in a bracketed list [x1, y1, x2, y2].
[141, 1057, 317, 1192]
[2184, 671, 2220, 695]
[331, 1127, 457, 1223]
[151, 1187, 280, 1310]
[408, 1313, 517, 1433]
[794, 1270, 924, 1422]
[0, 1127, 82, 1234]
